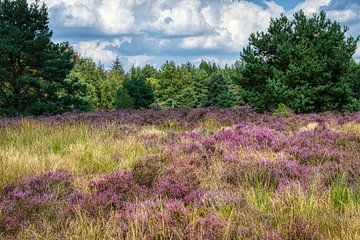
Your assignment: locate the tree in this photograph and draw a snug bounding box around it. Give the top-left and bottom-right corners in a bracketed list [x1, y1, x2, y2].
[73, 58, 104, 108]
[157, 61, 180, 103]
[175, 86, 198, 108]
[156, 61, 194, 107]
[115, 87, 134, 109]
[0, 0, 87, 115]
[112, 56, 125, 75]
[199, 60, 219, 75]
[241, 10, 359, 113]
[100, 58, 125, 109]
[57, 71, 97, 112]
[123, 67, 154, 108]
[205, 72, 235, 108]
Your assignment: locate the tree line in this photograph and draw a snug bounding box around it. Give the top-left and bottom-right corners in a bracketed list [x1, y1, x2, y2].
[0, 0, 359, 116]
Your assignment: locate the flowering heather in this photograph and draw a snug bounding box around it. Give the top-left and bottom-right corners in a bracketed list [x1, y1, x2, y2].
[281, 127, 360, 165]
[67, 171, 144, 217]
[1, 109, 360, 239]
[284, 218, 325, 240]
[0, 171, 75, 235]
[224, 159, 311, 190]
[154, 157, 204, 202]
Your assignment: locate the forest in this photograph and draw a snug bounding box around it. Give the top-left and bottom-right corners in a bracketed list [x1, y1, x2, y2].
[1, 0, 359, 116]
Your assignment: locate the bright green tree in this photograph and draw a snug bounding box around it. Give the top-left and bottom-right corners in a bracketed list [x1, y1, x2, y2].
[100, 58, 125, 109]
[57, 71, 97, 112]
[241, 10, 359, 113]
[72, 58, 104, 107]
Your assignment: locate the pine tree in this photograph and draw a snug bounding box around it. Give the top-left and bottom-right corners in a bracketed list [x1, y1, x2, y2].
[115, 87, 135, 109]
[241, 10, 359, 113]
[100, 58, 125, 109]
[123, 67, 154, 108]
[205, 73, 235, 108]
[0, 0, 91, 115]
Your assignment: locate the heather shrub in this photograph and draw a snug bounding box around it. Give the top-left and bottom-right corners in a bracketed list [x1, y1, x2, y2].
[1, 110, 360, 239]
[224, 159, 309, 190]
[236, 224, 283, 240]
[201, 190, 244, 207]
[283, 218, 325, 240]
[155, 158, 204, 202]
[214, 124, 280, 151]
[282, 127, 360, 165]
[131, 155, 170, 188]
[67, 191, 121, 218]
[120, 200, 190, 239]
[185, 212, 231, 240]
[67, 171, 143, 217]
[0, 171, 75, 235]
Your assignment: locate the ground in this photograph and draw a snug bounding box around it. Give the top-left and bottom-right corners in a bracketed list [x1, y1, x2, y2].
[0, 108, 360, 239]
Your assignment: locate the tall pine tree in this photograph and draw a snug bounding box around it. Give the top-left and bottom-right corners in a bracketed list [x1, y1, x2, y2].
[0, 0, 86, 115]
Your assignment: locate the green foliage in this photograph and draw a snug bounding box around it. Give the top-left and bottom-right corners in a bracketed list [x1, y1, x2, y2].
[0, 0, 95, 115]
[72, 59, 104, 108]
[1, 2, 359, 115]
[273, 103, 290, 117]
[204, 73, 235, 108]
[156, 61, 184, 104]
[241, 10, 360, 113]
[123, 67, 155, 108]
[57, 71, 97, 112]
[100, 60, 124, 109]
[115, 87, 135, 109]
[154, 61, 238, 108]
[175, 86, 198, 108]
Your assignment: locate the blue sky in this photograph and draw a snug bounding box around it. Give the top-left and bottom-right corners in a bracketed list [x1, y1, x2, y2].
[29, 0, 360, 68]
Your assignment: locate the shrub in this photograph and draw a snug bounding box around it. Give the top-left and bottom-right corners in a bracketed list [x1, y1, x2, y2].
[0, 171, 75, 235]
[67, 171, 143, 217]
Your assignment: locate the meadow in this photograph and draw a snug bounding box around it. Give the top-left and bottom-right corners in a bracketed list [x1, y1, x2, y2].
[1, 108, 360, 239]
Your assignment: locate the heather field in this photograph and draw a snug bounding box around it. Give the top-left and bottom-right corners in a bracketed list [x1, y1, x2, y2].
[1, 109, 360, 240]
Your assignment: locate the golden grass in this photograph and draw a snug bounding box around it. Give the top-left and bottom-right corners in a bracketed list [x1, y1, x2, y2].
[2, 119, 360, 240]
[0, 120, 159, 188]
[329, 122, 360, 134]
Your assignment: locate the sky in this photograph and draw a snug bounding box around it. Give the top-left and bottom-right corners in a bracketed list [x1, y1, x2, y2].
[28, 0, 360, 68]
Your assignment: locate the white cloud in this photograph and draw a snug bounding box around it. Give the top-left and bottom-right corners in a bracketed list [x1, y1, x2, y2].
[74, 37, 132, 65]
[146, 0, 212, 36]
[127, 55, 155, 67]
[192, 56, 236, 66]
[27, 0, 360, 66]
[181, 1, 284, 51]
[292, 0, 331, 15]
[31, 0, 137, 34]
[326, 9, 359, 22]
[98, 0, 136, 34]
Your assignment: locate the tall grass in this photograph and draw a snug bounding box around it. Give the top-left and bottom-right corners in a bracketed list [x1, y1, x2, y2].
[0, 110, 360, 239]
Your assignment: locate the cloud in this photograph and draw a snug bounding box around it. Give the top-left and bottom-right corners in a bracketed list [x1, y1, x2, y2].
[74, 37, 132, 65]
[144, 0, 213, 37]
[292, 0, 331, 15]
[192, 56, 236, 66]
[127, 55, 155, 67]
[181, 1, 284, 51]
[27, 0, 360, 67]
[98, 1, 136, 34]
